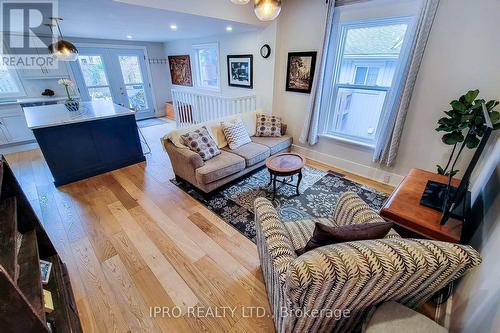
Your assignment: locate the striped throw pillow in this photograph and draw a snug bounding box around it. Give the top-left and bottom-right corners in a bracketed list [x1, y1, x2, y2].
[221, 119, 251, 150]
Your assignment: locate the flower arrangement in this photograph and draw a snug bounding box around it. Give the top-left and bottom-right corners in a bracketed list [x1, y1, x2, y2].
[58, 79, 79, 111]
[58, 78, 75, 101]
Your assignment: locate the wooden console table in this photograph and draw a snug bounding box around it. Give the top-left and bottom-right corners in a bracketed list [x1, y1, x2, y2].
[380, 168, 463, 243]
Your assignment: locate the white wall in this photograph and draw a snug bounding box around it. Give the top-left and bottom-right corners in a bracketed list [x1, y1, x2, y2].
[68, 37, 171, 116]
[163, 23, 278, 113]
[273, 0, 500, 186]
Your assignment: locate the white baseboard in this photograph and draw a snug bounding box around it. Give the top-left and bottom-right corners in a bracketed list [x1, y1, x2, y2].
[291, 144, 405, 187]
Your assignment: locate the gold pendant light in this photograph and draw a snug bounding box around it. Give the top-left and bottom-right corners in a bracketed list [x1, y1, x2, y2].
[254, 0, 282, 21]
[48, 17, 79, 62]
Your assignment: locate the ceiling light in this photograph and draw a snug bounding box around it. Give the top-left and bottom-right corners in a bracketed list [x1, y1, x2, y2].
[230, 0, 250, 4]
[170, 24, 178, 31]
[226, 26, 233, 32]
[47, 17, 78, 61]
[126, 35, 133, 39]
[254, 0, 282, 21]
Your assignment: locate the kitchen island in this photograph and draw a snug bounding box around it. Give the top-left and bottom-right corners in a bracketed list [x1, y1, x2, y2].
[24, 101, 145, 186]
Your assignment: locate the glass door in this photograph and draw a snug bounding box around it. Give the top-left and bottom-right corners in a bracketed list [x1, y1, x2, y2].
[114, 49, 154, 117]
[71, 47, 155, 119]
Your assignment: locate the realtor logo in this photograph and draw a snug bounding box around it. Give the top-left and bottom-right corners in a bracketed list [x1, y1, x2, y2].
[0, 0, 58, 68]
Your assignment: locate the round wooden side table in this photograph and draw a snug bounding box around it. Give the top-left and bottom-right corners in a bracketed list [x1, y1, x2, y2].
[265, 153, 306, 200]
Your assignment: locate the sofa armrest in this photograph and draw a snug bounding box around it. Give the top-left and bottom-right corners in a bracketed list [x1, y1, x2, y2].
[284, 238, 481, 333]
[163, 139, 204, 170]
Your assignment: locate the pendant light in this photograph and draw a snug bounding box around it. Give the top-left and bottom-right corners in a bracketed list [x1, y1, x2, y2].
[48, 17, 78, 61]
[254, 0, 281, 21]
[230, 0, 250, 4]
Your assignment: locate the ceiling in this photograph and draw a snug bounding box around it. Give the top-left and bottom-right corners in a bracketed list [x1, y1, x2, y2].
[58, 0, 262, 43]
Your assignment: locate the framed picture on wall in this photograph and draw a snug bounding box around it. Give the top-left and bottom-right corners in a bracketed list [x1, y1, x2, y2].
[286, 52, 317, 93]
[168, 55, 193, 86]
[227, 54, 253, 89]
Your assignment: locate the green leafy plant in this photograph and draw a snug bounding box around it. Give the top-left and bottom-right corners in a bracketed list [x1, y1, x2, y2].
[436, 89, 500, 176]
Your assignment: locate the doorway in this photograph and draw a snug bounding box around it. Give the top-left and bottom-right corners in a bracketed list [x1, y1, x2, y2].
[71, 47, 155, 120]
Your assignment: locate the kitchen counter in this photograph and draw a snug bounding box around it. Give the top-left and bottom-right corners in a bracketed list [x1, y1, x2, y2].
[24, 101, 135, 129]
[26, 101, 144, 186]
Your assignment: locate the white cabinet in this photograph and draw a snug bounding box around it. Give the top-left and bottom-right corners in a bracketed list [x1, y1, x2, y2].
[18, 58, 71, 80]
[0, 105, 35, 145]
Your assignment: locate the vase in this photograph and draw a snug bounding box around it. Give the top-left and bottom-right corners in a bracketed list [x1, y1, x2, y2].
[64, 100, 79, 112]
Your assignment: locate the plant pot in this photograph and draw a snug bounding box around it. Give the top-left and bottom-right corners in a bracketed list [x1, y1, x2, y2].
[64, 100, 79, 112]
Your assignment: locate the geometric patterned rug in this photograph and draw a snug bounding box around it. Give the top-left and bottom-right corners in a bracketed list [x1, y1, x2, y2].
[171, 165, 389, 242]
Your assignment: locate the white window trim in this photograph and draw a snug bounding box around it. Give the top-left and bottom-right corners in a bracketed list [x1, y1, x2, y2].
[320, 15, 416, 147]
[191, 42, 221, 92]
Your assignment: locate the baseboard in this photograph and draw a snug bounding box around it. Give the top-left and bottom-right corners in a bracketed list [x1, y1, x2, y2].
[291, 144, 405, 187]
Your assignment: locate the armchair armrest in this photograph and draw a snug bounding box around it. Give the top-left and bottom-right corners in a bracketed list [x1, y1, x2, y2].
[254, 198, 297, 281]
[284, 238, 481, 333]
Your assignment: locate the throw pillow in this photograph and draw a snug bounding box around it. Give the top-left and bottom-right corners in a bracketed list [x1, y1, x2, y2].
[180, 126, 221, 161]
[221, 119, 252, 150]
[296, 221, 393, 255]
[256, 114, 282, 137]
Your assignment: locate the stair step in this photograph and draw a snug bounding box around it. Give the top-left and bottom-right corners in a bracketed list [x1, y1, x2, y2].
[0, 197, 18, 279]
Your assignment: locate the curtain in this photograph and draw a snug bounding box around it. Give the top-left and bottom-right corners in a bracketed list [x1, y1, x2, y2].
[373, 0, 440, 166]
[299, 0, 336, 145]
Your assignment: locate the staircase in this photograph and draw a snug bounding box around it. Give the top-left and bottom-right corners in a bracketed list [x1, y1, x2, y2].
[171, 89, 257, 127]
[0, 156, 83, 333]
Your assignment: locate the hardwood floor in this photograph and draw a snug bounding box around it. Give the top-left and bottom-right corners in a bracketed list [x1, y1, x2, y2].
[4, 121, 393, 333]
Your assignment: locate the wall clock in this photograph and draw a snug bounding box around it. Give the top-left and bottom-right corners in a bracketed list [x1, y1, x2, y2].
[260, 44, 271, 59]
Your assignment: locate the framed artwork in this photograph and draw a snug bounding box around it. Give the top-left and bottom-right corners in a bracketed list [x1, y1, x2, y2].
[227, 54, 253, 89]
[168, 55, 193, 86]
[286, 51, 317, 93]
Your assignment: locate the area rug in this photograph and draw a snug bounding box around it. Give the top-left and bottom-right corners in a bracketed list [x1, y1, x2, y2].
[171, 165, 389, 242]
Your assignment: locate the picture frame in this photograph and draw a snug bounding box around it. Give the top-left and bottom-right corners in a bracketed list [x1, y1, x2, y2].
[286, 51, 317, 94]
[168, 55, 193, 86]
[227, 54, 253, 89]
[40, 259, 53, 285]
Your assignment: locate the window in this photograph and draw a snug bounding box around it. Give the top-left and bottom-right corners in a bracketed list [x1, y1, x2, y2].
[192, 43, 220, 90]
[0, 65, 25, 99]
[321, 4, 418, 146]
[77, 55, 113, 101]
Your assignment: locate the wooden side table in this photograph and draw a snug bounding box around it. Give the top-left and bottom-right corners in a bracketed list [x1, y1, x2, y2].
[265, 153, 306, 200]
[380, 168, 463, 243]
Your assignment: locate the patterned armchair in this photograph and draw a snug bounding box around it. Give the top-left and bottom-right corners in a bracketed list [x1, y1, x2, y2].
[254, 192, 481, 333]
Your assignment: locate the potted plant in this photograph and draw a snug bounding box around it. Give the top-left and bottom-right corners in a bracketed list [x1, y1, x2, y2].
[58, 79, 79, 112]
[436, 89, 499, 177]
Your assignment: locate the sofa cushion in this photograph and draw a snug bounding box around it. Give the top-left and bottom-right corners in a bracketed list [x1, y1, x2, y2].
[251, 135, 292, 154]
[195, 151, 245, 185]
[180, 126, 221, 161]
[223, 142, 270, 167]
[284, 218, 336, 251]
[255, 114, 282, 137]
[296, 221, 394, 255]
[221, 119, 252, 150]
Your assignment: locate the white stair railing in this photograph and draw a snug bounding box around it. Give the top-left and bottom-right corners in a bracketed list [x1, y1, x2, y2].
[171, 89, 257, 128]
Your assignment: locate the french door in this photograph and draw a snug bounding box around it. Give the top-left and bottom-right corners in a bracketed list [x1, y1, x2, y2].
[71, 47, 155, 119]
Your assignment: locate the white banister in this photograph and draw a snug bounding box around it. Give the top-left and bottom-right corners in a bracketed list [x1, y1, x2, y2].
[171, 89, 257, 128]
